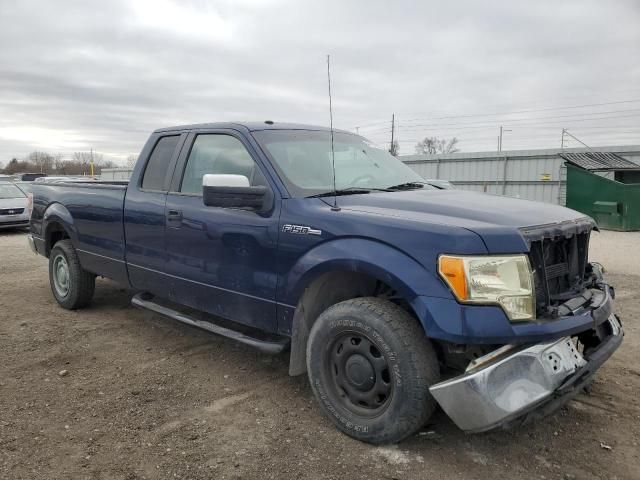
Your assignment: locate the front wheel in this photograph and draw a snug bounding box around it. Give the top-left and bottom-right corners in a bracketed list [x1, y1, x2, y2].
[306, 297, 440, 444]
[49, 239, 96, 309]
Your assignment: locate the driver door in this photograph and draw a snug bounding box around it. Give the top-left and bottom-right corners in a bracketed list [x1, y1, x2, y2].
[163, 130, 280, 332]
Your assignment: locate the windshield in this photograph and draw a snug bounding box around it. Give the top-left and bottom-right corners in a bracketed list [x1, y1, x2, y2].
[253, 130, 429, 197]
[0, 183, 26, 199]
[15, 182, 33, 194]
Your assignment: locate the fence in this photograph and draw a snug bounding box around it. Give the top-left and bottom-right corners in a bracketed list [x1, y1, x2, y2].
[100, 168, 133, 181]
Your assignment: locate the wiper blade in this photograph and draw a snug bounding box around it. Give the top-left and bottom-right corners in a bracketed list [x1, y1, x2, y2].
[386, 181, 427, 190]
[305, 187, 389, 199]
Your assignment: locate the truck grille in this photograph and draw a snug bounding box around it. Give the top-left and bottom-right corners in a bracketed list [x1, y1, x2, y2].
[0, 208, 25, 215]
[528, 231, 591, 318]
[0, 220, 28, 226]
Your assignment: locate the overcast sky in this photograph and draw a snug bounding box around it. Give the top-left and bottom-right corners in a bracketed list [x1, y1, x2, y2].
[1, 0, 639, 164]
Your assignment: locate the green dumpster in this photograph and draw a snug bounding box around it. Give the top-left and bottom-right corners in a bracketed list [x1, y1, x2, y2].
[564, 161, 640, 231]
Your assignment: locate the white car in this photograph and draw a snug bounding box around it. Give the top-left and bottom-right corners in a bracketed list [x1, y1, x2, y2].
[0, 182, 30, 230]
[34, 176, 96, 183]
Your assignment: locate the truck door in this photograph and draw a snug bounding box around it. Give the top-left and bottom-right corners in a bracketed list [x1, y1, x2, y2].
[124, 133, 185, 294]
[163, 130, 280, 332]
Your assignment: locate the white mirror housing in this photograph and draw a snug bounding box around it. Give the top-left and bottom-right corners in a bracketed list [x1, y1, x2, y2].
[202, 174, 250, 188]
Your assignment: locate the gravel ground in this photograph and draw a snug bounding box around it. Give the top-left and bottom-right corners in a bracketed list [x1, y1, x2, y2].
[589, 230, 640, 276]
[0, 229, 639, 480]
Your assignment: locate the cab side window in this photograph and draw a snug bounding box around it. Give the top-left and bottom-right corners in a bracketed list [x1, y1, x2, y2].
[180, 135, 267, 195]
[141, 135, 180, 191]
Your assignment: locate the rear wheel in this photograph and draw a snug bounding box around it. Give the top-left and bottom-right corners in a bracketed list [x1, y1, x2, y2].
[307, 297, 440, 444]
[49, 239, 95, 309]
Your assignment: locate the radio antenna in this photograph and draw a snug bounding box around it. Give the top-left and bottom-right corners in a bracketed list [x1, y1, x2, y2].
[327, 54, 340, 211]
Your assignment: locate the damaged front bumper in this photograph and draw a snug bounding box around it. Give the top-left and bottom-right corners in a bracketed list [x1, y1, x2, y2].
[429, 314, 623, 432]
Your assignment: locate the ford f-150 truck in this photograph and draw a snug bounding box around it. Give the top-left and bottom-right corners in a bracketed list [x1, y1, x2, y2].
[28, 122, 622, 444]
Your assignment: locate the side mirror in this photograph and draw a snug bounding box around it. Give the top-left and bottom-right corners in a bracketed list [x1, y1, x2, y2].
[202, 174, 271, 211]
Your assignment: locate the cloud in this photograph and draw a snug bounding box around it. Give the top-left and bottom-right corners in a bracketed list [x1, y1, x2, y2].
[0, 0, 639, 162]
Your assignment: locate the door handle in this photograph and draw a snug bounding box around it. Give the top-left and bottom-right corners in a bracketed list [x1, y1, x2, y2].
[167, 210, 182, 220]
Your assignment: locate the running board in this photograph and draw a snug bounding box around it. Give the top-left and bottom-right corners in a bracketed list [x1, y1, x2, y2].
[131, 293, 288, 354]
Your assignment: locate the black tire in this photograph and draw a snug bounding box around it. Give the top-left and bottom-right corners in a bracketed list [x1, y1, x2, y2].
[48, 239, 95, 310]
[307, 297, 440, 444]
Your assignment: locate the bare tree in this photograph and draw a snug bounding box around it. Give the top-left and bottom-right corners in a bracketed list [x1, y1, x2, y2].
[126, 155, 138, 168]
[71, 151, 102, 174]
[415, 137, 460, 155]
[2, 151, 126, 176]
[54, 155, 67, 173]
[72, 152, 89, 174]
[28, 151, 55, 173]
[100, 159, 116, 170]
[92, 152, 105, 167]
[4, 158, 23, 174]
[73, 151, 102, 165]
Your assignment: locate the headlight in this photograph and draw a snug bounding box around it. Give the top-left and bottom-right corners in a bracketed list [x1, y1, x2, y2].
[438, 254, 535, 321]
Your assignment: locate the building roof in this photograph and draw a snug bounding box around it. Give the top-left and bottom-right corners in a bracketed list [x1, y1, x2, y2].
[401, 144, 640, 163]
[560, 151, 640, 171]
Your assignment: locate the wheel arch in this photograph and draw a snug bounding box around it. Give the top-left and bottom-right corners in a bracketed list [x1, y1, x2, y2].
[42, 203, 77, 257]
[285, 238, 447, 376]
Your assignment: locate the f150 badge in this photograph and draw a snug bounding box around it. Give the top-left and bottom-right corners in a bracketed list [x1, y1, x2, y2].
[282, 224, 322, 236]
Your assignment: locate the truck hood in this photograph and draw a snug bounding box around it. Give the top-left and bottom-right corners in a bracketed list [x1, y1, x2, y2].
[0, 197, 28, 209]
[334, 189, 591, 252]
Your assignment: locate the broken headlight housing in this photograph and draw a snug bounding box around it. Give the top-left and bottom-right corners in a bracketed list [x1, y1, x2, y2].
[438, 254, 535, 321]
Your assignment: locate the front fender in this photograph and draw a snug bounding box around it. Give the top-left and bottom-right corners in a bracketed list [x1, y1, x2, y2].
[282, 237, 458, 375]
[280, 237, 452, 307]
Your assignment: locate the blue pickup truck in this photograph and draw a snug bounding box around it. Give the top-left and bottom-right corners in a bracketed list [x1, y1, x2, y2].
[28, 122, 622, 444]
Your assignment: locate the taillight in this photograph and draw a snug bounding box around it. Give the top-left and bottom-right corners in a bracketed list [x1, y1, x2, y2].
[27, 193, 33, 218]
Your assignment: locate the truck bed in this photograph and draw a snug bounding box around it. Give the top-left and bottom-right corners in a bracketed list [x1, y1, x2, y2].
[30, 182, 129, 285]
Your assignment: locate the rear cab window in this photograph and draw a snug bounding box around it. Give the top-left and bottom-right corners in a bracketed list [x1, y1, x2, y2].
[141, 135, 181, 191]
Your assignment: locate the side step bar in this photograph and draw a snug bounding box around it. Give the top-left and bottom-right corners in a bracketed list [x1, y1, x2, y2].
[131, 293, 288, 354]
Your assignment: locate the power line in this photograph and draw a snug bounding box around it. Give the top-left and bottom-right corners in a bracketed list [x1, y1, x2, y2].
[374, 129, 640, 144]
[490, 124, 640, 131]
[354, 98, 640, 131]
[358, 113, 640, 136]
[354, 119, 392, 129]
[399, 99, 640, 123]
[395, 109, 640, 130]
[363, 126, 640, 142]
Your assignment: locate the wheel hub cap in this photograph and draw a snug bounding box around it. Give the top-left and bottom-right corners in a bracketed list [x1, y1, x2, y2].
[53, 255, 70, 297]
[327, 333, 393, 416]
[345, 354, 375, 391]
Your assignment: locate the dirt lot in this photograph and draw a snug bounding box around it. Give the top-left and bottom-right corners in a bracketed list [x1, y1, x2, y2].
[1, 229, 639, 480]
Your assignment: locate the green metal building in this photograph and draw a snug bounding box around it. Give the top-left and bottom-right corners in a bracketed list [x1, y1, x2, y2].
[562, 152, 640, 231]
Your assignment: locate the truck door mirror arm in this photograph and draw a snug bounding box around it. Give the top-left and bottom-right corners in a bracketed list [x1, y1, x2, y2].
[202, 174, 273, 212]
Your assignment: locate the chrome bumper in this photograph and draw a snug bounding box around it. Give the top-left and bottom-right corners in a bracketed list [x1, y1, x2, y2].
[429, 315, 623, 432]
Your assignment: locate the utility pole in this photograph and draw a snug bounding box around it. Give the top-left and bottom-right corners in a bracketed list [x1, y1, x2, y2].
[560, 128, 566, 149]
[390, 114, 395, 153]
[498, 126, 511, 152]
[563, 129, 592, 150]
[90, 148, 94, 177]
